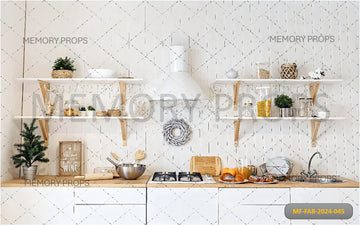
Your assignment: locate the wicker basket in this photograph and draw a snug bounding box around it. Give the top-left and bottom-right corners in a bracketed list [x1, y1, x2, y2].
[51, 70, 73, 78]
[107, 109, 121, 117]
[280, 63, 298, 79]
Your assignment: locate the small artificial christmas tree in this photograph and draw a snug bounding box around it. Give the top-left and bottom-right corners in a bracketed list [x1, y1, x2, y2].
[12, 119, 49, 179]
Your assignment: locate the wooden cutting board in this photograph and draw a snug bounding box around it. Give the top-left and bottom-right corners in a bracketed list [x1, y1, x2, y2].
[190, 156, 222, 176]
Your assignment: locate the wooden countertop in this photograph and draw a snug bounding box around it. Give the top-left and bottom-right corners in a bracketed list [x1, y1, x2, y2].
[1, 175, 151, 188]
[2, 175, 358, 188]
[147, 177, 359, 188]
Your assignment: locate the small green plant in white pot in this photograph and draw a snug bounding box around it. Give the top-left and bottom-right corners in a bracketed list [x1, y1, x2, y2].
[79, 107, 87, 116]
[275, 94, 293, 117]
[87, 105, 96, 117]
[12, 119, 49, 180]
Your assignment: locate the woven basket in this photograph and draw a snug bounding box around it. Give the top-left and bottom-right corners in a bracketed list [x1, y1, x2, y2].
[107, 109, 121, 117]
[51, 70, 73, 78]
[280, 63, 298, 79]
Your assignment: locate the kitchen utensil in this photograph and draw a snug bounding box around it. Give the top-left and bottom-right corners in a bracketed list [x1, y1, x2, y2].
[88, 69, 116, 78]
[115, 164, 146, 180]
[74, 172, 113, 180]
[266, 157, 293, 179]
[107, 157, 121, 166]
[190, 156, 222, 176]
[111, 152, 120, 162]
[135, 150, 146, 161]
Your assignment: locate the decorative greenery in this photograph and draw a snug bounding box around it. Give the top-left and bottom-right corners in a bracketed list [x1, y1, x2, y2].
[275, 94, 293, 108]
[12, 119, 49, 168]
[87, 106, 95, 111]
[52, 57, 76, 71]
[79, 107, 86, 111]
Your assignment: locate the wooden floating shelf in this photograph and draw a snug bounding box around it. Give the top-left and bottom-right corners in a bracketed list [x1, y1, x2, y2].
[215, 78, 343, 84]
[17, 78, 144, 146]
[222, 116, 345, 148]
[14, 116, 145, 120]
[17, 77, 143, 84]
[220, 116, 345, 120]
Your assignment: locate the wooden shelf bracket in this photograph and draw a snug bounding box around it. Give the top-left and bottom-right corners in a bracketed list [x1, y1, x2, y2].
[233, 81, 241, 110]
[311, 119, 321, 147]
[234, 120, 241, 147]
[37, 80, 50, 146]
[119, 119, 127, 146]
[309, 81, 320, 104]
[38, 118, 49, 146]
[119, 81, 127, 112]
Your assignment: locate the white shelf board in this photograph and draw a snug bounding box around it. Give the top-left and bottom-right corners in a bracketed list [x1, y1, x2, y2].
[14, 116, 145, 120]
[17, 77, 143, 84]
[215, 78, 343, 85]
[220, 116, 345, 120]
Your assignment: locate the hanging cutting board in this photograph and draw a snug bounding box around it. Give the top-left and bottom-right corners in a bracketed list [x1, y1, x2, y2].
[190, 156, 222, 176]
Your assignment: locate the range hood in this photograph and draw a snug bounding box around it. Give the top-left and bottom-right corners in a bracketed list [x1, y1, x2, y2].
[154, 46, 204, 101]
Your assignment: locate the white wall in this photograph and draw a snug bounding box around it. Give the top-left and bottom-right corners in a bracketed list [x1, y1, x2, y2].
[1, 0, 25, 182]
[2, 1, 359, 181]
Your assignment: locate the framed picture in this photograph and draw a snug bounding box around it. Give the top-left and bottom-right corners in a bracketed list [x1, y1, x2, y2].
[59, 141, 82, 176]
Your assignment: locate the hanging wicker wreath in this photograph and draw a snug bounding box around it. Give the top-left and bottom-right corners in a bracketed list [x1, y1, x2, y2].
[163, 119, 191, 146]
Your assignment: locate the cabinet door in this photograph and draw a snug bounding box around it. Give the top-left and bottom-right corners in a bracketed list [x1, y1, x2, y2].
[219, 188, 290, 225]
[74, 205, 146, 225]
[1, 187, 74, 225]
[147, 188, 218, 225]
[219, 205, 289, 225]
[291, 188, 359, 225]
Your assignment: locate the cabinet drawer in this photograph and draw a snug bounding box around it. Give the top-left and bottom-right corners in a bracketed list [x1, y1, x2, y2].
[291, 188, 359, 203]
[219, 188, 290, 205]
[219, 205, 289, 225]
[75, 204, 145, 225]
[75, 188, 146, 204]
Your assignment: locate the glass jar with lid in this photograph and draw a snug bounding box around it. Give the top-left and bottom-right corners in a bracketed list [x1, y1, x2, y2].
[298, 97, 306, 117]
[256, 62, 270, 79]
[64, 100, 79, 116]
[256, 87, 271, 117]
[242, 102, 254, 117]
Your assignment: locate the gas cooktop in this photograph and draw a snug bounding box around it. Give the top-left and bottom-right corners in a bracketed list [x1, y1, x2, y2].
[150, 172, 216, 183]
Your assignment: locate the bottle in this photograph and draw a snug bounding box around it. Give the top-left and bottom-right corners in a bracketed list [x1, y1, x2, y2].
[257, 87, 271, 117]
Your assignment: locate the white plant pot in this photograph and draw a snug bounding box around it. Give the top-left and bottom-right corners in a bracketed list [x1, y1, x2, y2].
[79, 111, 87, 117]
[87, 111, 96, 117]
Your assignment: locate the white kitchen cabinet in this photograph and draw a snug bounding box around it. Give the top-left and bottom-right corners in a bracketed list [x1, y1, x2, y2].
[74, 205, 146, 225]
[147, 188, 218, 225]
[219, 188, 290, 225]
[291, 188, 359, 225]
[74, 187, 146, 225]
[1, 187, 74, 225]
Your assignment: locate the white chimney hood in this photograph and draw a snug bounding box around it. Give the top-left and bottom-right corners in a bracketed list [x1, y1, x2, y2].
[153, 46, 204, 101]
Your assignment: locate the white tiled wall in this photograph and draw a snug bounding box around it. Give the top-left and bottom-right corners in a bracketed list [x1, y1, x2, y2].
[1, 1, 359, 181]
[1, 0, 25, 182]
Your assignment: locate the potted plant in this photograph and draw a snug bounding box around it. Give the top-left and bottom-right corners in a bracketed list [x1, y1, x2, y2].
[275, 94, 293, 117]
[79, 107, 87, 116]
[51, 56, 75, 78]
[12, 119, 49, 180]
[87, 105, 96, 117]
